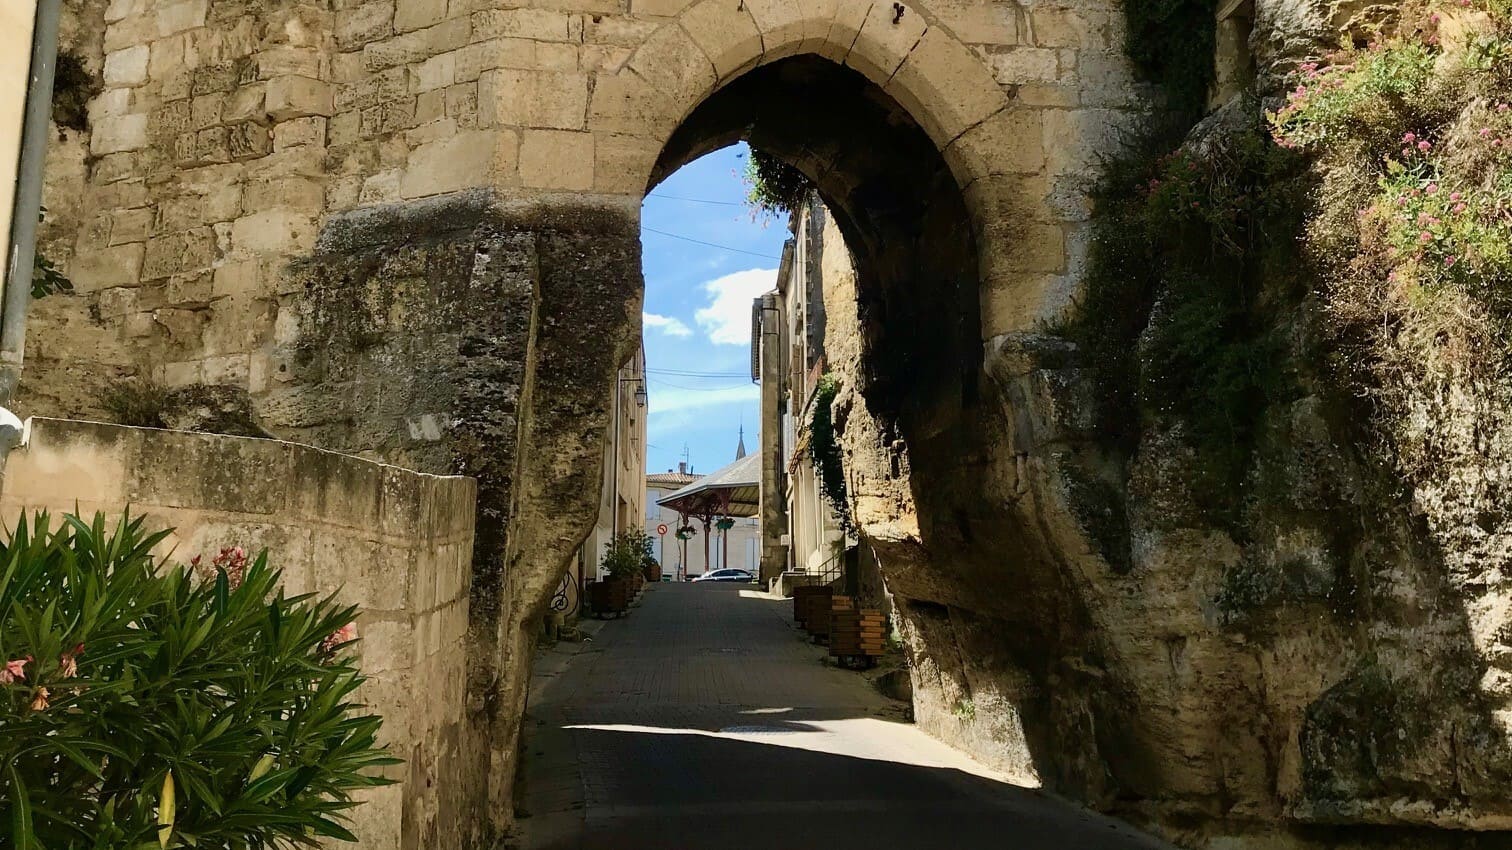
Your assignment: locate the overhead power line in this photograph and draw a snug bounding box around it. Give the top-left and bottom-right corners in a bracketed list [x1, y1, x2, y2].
[646, 193, 747, 207]
[641, 226, 782, 260]
[646, 368, 751, 378]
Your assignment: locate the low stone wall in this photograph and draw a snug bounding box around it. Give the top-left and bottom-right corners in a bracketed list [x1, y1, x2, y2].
[0, 417, 477, 850]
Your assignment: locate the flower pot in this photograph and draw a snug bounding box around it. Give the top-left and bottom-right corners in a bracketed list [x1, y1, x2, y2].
[589, 578, 631, 617]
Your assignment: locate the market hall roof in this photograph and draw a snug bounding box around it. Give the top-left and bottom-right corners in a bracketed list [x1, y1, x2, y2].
[656, 452, 761, 518]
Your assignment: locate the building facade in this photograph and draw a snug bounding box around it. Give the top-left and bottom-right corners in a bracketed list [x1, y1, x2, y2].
[755, 195, 851, 588]
[645, 441, 761, 580]
[565, 347, 646, 611]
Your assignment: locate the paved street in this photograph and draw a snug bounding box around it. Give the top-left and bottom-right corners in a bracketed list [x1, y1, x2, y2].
[513, 582, 1171, 850]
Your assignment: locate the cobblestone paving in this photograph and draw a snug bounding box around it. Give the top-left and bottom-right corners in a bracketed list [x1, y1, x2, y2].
[514, 583, 1171, 850]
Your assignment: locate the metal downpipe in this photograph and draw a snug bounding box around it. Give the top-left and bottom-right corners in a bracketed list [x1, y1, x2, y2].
[1, 0, 63, 405]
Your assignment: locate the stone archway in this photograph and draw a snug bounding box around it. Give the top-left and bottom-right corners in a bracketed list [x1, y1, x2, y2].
[492, 0, 1130, 830]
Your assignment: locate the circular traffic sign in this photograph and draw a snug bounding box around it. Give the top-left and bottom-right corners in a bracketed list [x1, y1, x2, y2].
[656, 523, 669, 535]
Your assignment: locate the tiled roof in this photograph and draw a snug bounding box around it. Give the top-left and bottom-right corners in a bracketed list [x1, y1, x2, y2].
[647, 471, 700, 487]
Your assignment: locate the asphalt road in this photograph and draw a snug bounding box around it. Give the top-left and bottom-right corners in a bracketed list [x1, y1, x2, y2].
[513, 582, 1172, 850]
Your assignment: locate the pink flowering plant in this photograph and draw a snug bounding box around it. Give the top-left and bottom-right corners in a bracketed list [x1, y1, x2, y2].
[0, 511, 395, 849]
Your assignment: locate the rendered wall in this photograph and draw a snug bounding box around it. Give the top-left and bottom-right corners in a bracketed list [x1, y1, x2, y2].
[0, 416, 476, 850]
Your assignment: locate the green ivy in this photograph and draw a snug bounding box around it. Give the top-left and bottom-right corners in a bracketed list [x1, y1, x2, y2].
[807, 373, 853, 534]
[743, 149, 810, 218]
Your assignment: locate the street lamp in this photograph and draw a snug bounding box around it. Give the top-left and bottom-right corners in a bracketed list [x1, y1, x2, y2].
[620, 376, 647, 407]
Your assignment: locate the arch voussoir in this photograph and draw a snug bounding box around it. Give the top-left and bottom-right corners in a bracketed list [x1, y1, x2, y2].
[678, 0, 765, 81]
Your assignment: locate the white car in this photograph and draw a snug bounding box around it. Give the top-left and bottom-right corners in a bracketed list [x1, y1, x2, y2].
[690, 568, 754, 583]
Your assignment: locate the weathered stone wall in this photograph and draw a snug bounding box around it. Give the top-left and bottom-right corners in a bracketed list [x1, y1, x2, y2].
[27, 1, 1135, 840]
[0, 416, 476, 850]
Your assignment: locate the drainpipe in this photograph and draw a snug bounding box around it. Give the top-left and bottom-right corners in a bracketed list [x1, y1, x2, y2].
[1, 0, 63, 406]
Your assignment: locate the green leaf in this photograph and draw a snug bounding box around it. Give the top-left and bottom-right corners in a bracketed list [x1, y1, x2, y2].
[9, 765, 34, 850]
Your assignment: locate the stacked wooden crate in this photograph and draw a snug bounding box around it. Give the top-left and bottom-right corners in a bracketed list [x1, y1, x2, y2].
[793, 585, 833, 640]
[829, 597, 886, 665]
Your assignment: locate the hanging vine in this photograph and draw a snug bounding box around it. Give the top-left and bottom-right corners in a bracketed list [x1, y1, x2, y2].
[807, 373, 853, 534]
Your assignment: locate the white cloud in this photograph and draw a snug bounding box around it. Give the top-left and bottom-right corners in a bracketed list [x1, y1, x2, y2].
[647, 384, 758, 417]
[694, 268, 777, 345]
[643, 312, 692, 337]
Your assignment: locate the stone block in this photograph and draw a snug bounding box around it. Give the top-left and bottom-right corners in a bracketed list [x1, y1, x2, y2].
[363, 18, 470, 70]
[69, 241, 144, 290]
[742, 0, 806, 59]
[679, 0, 762, 80]
[626, 23, 716, 117]
[337, 1, 395, 50]
[273, 117, 328, 151]
[245, 176, 327, 212]
[266, 77, 335, 121]
[157, 0, 209, 36]
[149, 36, 187, 81]
[1041, 107, 1135, 177]
[1028, 7, 1111, 49]
[990, 46, 1062, 84]
[110, 208, 154, 246]
[884, 26, 1010, 148]
[583, 15, 660, 47]
[630, 0, 696, 15]
[257, 47, 324, 81]
[846, 0, 927, 83]
[519, 129, 593, 190]
[592, 132, 658, 195]
[222, 85, 269, 125]
[587, 71, 677, 138]
[228, 122, 274, 161]
[400, 130, 512, 198]
[105, 0, 147, 23]
[942, 107, 1046, 185]
[414, 52, 457, 92]
[478, 68, 587, 130]
[471, 8, 574, 41]
[104, 46, 151, 88]
[231, 210, 320, 256]
[932, 1, 1020, 46]
[191, 93, 227, 130]
[818, 0, 870, 62]
[213, 260, 263, 299]
[166, 272, 214, 307]
[395, 0, 448, 33]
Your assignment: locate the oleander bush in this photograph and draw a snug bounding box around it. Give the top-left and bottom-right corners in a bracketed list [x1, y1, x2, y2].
[0, 511, 397, 849]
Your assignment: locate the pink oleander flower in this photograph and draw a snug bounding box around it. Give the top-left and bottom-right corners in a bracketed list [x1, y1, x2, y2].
[1454, 203, 1468, 213]
[1, 657, 30, 685]
[1481, 128, 1493, 138]
[1426, 183, 1439, 194]
[29, 687, 49, 712]
[58, 643, 83, 679]
[1451, 192, 1463, 201]
[1402, 147, 1414, 157]
[1418, 140, 1432, 152]
[1431, 12, 1441, 22]
[1499, 103, 1510, 113]
[319, 623, 358, 658]
[1403, 132, 1417, 143]
[1420, 230, 1434, 242]
[1446, 255, 1458, 267]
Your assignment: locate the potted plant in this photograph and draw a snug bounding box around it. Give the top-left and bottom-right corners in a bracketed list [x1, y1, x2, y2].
[589, 531, 645, 617]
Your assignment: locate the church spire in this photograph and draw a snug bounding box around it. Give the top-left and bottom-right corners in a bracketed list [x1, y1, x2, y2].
[735, 424, 747, 459]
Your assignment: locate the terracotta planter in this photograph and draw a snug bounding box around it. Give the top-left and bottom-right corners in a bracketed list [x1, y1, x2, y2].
[589, 578, 631, 617]
[642, 560, 661, 582]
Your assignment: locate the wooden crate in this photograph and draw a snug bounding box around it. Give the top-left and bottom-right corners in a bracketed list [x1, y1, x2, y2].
[830, 606, 887, 658]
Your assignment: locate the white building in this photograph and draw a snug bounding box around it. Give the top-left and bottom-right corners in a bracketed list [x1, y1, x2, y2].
[644, 436, 762, 580]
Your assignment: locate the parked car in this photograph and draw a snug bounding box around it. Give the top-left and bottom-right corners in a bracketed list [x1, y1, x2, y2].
[691, 568, 754, 583]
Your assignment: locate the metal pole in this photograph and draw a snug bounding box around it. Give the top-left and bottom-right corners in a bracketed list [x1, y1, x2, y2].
[2, 0, 62, 405]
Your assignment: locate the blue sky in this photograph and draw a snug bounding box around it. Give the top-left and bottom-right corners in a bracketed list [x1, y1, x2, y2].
[639, 143, 788, 477]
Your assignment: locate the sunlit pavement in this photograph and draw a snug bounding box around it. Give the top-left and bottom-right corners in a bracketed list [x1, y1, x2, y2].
[512, 582, 1171, 850]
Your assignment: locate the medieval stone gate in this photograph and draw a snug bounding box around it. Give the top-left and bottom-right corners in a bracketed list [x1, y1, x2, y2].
[38, 0, 1512, 847]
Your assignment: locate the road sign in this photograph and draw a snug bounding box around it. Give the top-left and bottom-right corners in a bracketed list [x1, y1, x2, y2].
[656, 523, 668, 536]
